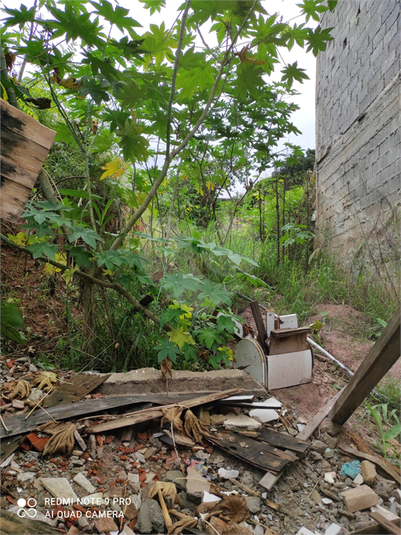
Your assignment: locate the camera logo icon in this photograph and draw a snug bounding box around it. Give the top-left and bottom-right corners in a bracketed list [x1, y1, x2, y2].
[17, 497, 37, 518]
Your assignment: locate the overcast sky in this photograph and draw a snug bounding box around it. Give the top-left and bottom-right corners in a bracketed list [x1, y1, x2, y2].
[1, 0, 317, 150]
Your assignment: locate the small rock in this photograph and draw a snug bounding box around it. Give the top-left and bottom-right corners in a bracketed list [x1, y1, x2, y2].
[296, 528, 315, 535]
[29, 364, 38, 372]
[241, 471, 254, 487]
[353, 474, 363, 486]
[136, 499, 165, 534]
[324, 449, 334, 459]
[27, 388, 44, 403]
[77, 516, 90, 530]
[309, 451, 323, 462]
[177, 491, 194, 511]
[245, 496, 261, 514]
[360, 461, 376, 485]
[319, 419, 342, 436]
[12, 399, 25, 409]
[322, 497, 333, 505]
[311, 440, 329, 454]
[374, 479, 395, 500]
[322, 433, 338, 449]
[165, 470, 186, 491]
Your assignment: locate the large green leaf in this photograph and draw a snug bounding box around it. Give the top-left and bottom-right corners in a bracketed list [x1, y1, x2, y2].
[161, 272, 204, 299]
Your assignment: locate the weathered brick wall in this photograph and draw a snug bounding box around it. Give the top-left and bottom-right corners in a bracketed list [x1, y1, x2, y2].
[315, 0, 400, 293]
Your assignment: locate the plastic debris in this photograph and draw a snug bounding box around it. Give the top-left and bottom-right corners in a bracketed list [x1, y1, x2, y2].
[340, 460, 361, 479]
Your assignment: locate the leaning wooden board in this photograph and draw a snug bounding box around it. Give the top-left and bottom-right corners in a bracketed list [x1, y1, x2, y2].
[0, 98, 56, 223]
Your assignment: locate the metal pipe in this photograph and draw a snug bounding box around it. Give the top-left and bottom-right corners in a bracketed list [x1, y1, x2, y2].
[307, 337, 355, 377]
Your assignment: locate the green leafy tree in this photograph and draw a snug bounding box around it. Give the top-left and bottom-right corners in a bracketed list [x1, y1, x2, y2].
[1, 0, 336, 368]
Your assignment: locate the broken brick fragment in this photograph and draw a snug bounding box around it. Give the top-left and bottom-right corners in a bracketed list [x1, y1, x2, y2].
[26, 432, 50, 452]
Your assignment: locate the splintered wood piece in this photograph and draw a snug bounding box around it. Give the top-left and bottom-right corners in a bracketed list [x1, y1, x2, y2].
[250, 301, 268, 353]
[206, 430, 288, 473]
[342, 485, 379, 513]
[369, 512, 401, 535]
[86, 388, 244, 434]
[257, 428, 310, 454]
[0, 98, 56, 223]
[43, 374, 110, 408]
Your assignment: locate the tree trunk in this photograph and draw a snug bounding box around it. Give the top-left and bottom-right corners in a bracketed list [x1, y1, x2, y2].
[82, 279, 96, 355]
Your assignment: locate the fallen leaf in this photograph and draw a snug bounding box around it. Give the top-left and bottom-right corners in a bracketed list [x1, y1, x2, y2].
[33, 371, 58, 392]
[1, 380, 31, 400]
[168, 510, 197, 535]
[40, 422, 76, 456]
[210, 495, 249, 524]
[161, 406, 184, 434]
[149, 481, 178, 502]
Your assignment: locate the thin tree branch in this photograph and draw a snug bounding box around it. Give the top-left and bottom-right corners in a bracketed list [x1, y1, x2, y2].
[109, 1, 258, 251]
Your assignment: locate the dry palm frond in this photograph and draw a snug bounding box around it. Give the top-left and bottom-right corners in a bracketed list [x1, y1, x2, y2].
[32, 372, 58, 392]
[184, 409, 211, 444]
[1, 380, 31, 400]
[39, 421, 76, 456]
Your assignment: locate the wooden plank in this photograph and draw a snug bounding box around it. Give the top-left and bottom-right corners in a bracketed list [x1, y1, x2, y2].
[257, 427, 310, 454]
[339, 444, 401, 484]
[0, 435, 24, 463]
[250, 300, 268, 353]
[297, 387, 345, 440]
[0, 391, 233, 439]
[369, 512, 401, 535]
[43, 373, 110, 408]
[86, 388, 244, 433]
[207, 430, 289, 473]
[329, 306, 400, 425]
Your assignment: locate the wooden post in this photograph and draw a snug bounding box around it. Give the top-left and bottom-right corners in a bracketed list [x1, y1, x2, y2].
[250, 300, 268, 353]
[329, 306, 400, 425]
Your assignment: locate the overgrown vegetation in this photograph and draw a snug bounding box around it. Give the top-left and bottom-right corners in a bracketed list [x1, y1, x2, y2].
[1, 0, 398, 376]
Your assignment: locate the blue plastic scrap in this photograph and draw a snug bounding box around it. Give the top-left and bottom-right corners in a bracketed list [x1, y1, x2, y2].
[340, 460, 361, 479]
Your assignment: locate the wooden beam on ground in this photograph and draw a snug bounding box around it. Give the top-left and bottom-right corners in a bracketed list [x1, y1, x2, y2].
[86, 388, 244, 434]
[369, 512, 401, 535]
[328, 306, 400, 425]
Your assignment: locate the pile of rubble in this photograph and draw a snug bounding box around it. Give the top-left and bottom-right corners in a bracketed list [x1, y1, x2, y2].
[1, 357, 400, 535]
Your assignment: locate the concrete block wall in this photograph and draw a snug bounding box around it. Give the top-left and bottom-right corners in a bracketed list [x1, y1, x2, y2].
[315, 0, 400, 293]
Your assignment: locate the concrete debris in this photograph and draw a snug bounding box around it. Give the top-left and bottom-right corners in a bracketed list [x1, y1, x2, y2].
[249, 408, 280, 423]
[223, 413, 262, 431]
[218, 467, 239, 479]
[342, 485, 379, 512]
[361, 460, 376, 484]
[39, 476, 78, 502]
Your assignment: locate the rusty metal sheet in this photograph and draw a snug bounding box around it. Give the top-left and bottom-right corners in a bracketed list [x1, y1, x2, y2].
[207, 430, 289, 473]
